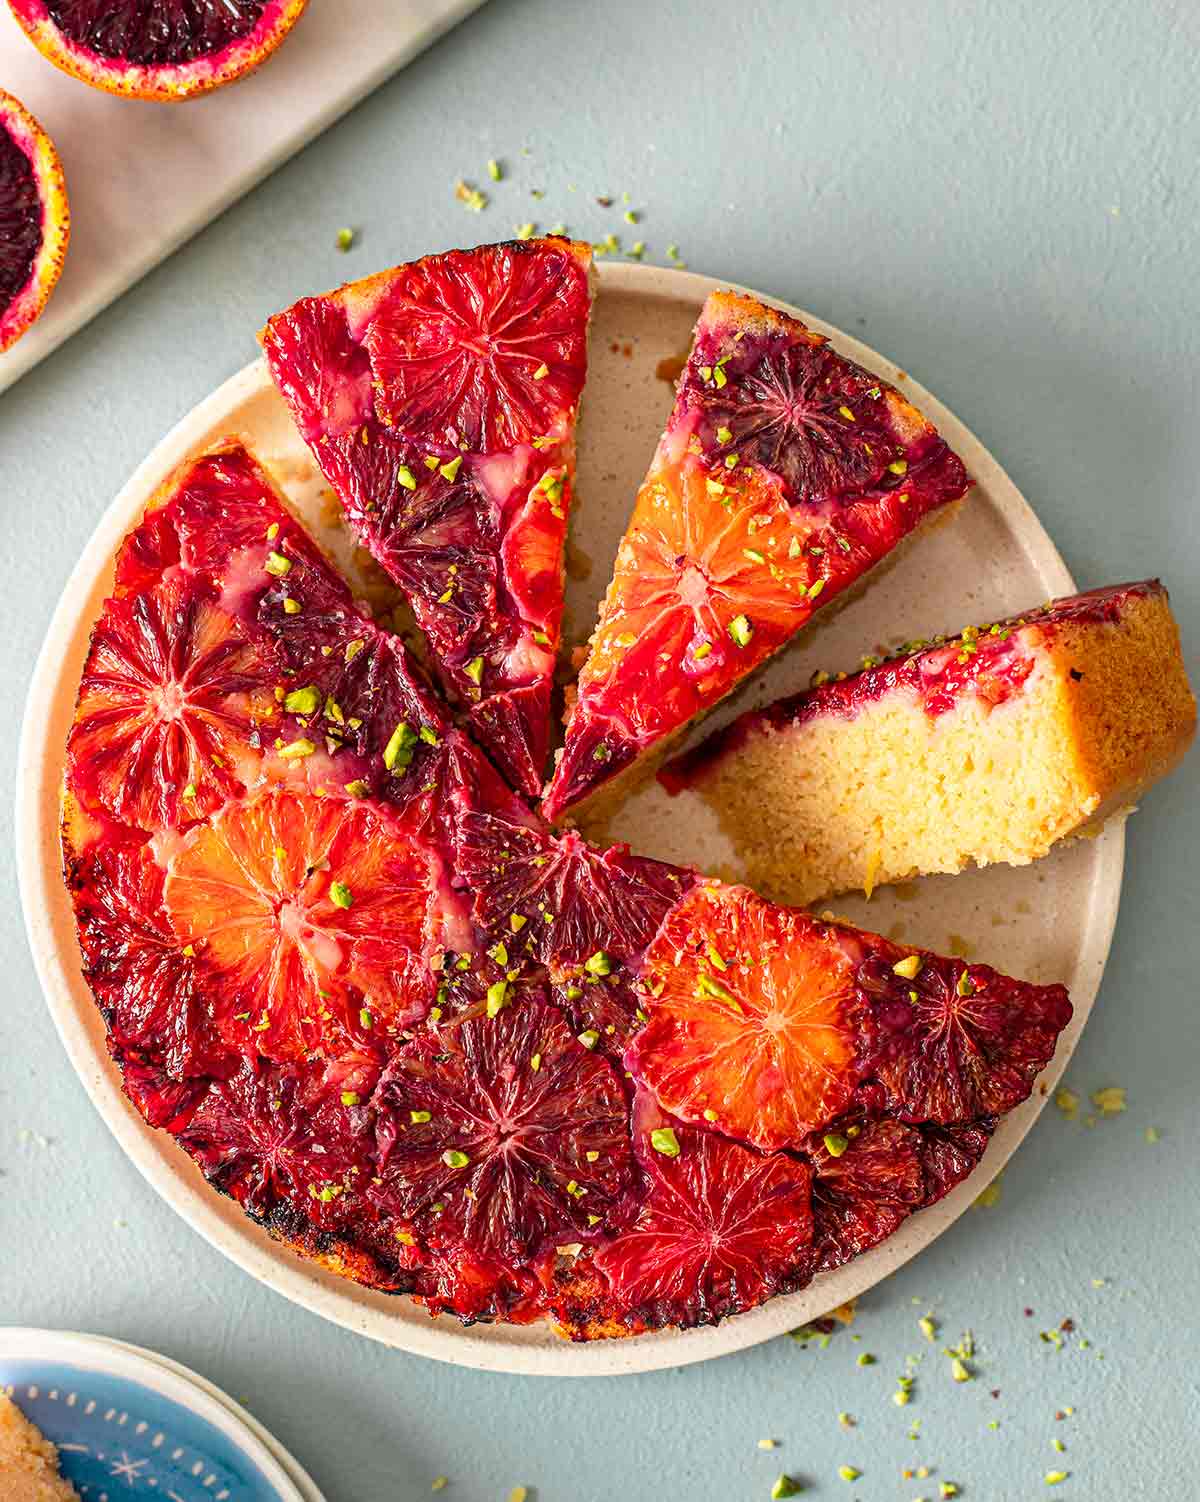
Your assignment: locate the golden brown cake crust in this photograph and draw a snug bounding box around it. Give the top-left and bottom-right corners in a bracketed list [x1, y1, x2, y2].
[0, 1395, 79, 1502]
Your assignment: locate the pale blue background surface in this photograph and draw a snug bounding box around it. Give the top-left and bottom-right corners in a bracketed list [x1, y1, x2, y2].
[3, 2, 1198, 1498]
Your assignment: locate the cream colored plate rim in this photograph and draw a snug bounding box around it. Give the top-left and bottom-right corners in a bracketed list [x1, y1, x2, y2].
[15, 262, 1122, 1377]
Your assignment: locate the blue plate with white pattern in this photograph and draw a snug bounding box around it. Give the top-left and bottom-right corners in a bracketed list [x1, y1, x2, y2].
[0, 1330, 320, 1502]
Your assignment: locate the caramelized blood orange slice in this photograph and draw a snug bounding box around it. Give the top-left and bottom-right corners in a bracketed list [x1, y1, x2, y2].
[855, 946, 1072, 1123]
[261, 239, 593, 795]
[593, 1126, 813, 1328]
[67, 835, 232, 1079]
[806, 1116, 925, 1272]
[0, 89, 68, 354]
[917, 1120, 993, 1205]
[164, 787, 435, 1061]
[178, 1057, 372, 1226]
[371, 997, 632, 1261]
[629, 884, 866, 1151]
[114, 1046, 209, 1130]
[8, 0, 308, 101]
[68, 571, 271, 832]
[544, 290, 970, 822]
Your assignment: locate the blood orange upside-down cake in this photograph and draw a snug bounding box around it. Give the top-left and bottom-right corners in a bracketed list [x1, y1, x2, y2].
[61, 438, 1075, 1337]
[660, 580, 1197, 908]
[542, 289, 973, 824]
[260, 237, 594, 800]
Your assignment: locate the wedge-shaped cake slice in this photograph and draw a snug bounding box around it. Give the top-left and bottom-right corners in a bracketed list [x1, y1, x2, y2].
[542, 290, 970, 822]
[261, 237, 594, 797]
[661, 580, 1196, 907]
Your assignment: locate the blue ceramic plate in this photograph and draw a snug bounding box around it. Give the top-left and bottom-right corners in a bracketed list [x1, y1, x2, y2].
[0, 1330, 319, 1501]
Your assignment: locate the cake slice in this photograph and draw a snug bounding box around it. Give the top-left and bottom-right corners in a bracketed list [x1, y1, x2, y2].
[261, 237, 594, 797]
[0, 1395, 78, 1501]
[660, 580, 1196, 907]
[542, 290, 971, 823]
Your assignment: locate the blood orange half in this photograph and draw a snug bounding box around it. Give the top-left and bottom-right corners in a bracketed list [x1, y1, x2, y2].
[629, 883, 867, 1151]
[0, 88, 68, 354]
[593, 1125, 814, 1329]
[8, 0, 308, 101]
[543, 289, 971, 822]
[261, 239, 593, 796]
[163, 787, 435, 1062]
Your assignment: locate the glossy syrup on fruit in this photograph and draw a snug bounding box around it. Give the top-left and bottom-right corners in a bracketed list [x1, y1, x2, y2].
[44, 0, 267, 63]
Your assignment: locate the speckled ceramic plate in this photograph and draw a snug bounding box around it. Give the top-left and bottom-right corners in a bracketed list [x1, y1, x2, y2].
[0, 1329, 324, 1500]
[16, 263, 1124, 1376]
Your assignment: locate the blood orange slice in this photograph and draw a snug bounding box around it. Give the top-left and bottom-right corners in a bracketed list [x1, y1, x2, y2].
[917, 1120, 993, 1206]
[805, 1115, 925, 1272]
[261, 239, 593, 796]
[593, 1125, 813, 1329]
[66, 834, 232, 1079]
[544, 289, 971, 822]
[629, 884, 867, 1151]
[0, 88, 69, 354]
[68, 570, 272, 832]
[8, 0, 308, 101]
[163, 787, 435, 1062]
[854, 945, 1072, 1123]
[115, 1047, 209, 1131]
[370, 997, 633, 1261]
[178, 1057, 372, 1227]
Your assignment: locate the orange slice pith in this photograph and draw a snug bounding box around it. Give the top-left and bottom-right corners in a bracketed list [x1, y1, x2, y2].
[69, 572, 271, 832]
[164, 787, 433, 1062]
[629, 884, 865, 1151]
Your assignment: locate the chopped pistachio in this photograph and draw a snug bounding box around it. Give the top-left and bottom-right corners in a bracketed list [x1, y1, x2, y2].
[515, 221, 536, 241]
[1090, 1085, 1126, 1116]
[439, 455, 463, 482]
[442, 1149, 470, 1168]
[419, 724, 440, 746]
[464, 656, 485, 686]
[823, 1133, 849, 1158]
[410, 1109, 432, 1123]
[284, 685, 321, 716]
[336, 227, 355, 252]
[838, 1467, 861, 1483]
[939, 1486, 959, 1499]
[577, 1029, 600, 1050]
[955, 969, 976, 997]
[359, 1007, 373, 1029]
[341, 1090, 360, 1106]
[430, 1476, 447, 1492]
[729, 613, 754, 647]
[487, 158, 502, 181]
[856, 1353, 875, 1367]
[383, 720, 418, 772]
[278, 738, 315, 760]
[889, 458, 909, 476]
[650, 1127, 680, 1158]
[282, 597, 302, 615]
[510, 913, 528, 933]
[838, 405, 855, 421]
[703, 1108, 718, 1122]
[757, 1438, 778, 1451]
[329, 881, 353, 910]
[919, 1316, 937, 1342]
[344, 779, 370, 798]
[584, 950, 613, 977]
[1044, 1475, 1069, 1487]
[508, 1490, 528, 1502]
[565, 1179, 585, 1198]
[533, 362, 549, 380]
[345, 638, 365, 663]
[396, 464, 417, 491]
[770, 1476, 802, 1499]
[893, 954, 923, 980]
[454, 179, 487, 212]
[264, 551, 292, 576]
[807, 577, 826, 599]
[951, 1358, 972, 1383]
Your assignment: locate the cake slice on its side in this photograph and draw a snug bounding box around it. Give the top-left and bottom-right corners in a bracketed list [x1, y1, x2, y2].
[660, 580, 1196, 908]
[542, 290, 971, 823]
[0, 1395, 79, 1502]
[261, 238, 594, 798]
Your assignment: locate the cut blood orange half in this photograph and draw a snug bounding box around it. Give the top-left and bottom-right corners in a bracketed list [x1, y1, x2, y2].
[261, 239, 594, 796]
[164, 787, 435, 1062]
[629, 883, 867, 1151]
[543, 289, 971, 822]
[370, 997, 633, 1262]
[593, 1125, 813, 1329]
[8, 0, 308, 101]
[0, 88, 68, 354]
